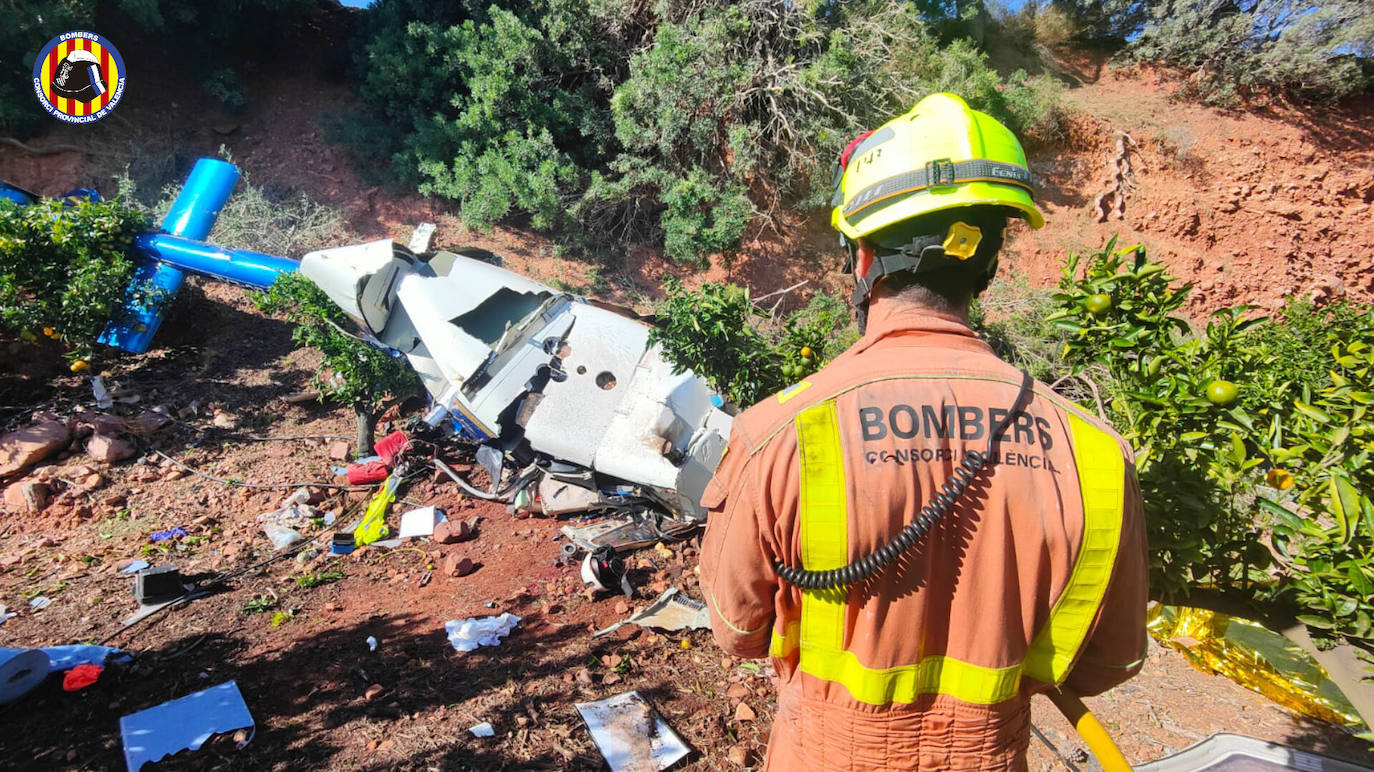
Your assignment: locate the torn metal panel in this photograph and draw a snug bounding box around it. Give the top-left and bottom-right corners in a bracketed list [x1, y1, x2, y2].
[523, 302, 653, 468]
[575, 691, 691, 772]
[539, 475, 608, 516]
[298, 241, 733, 521]
[561, 516, 696, 552]
[593, 588, 710, 638]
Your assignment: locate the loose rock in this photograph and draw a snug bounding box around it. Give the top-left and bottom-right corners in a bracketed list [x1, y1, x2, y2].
[0, 421, 70, 479]
[443, 554, 475, 577]
[432, 520, 472, 545]
[3, 480, 50, 512]
[86, 434, 135, 464]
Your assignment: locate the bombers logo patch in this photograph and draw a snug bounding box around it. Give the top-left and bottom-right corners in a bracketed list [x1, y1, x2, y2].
[32, 31, 126, 124]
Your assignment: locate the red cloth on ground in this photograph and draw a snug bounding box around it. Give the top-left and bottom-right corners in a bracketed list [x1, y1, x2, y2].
[345, 460, 389, 484]
[62, 664, 103, 692]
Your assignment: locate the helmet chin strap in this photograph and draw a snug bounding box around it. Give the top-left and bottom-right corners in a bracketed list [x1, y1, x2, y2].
[850, 243, 948, 307]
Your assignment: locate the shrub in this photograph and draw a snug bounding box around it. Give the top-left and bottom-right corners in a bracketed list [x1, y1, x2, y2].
[1265, 339, 1374, 641]
[348, 0, 1063, 263]
[110, 0, 316, 108]
[1051, 238, 1374, 648]
[0, 196, 156, 360]
[1129, 0, 1373, 105]
[197, 173, 346, 258]
[649, 279, 853, 407]
[125, 155, 348, 257]
[353, 0, 610, 232]
[253, 271, 420, 454]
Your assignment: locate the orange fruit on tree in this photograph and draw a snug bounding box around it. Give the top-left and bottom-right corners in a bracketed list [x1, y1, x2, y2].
[1205, 380, 1239, 406]
[1266, 468, 1294, 490]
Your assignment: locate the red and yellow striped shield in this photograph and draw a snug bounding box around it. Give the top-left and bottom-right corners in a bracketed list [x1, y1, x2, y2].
[33, 32, 126, 122]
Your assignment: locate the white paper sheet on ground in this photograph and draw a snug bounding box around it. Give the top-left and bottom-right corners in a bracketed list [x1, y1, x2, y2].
[575, 691, 690, 772]
[120, 680, 254, 771]
[398, 506, 444, 538]
[92, 376, 114, 409]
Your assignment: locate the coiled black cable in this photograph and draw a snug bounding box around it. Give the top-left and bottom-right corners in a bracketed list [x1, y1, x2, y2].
[775, 370, 1035, 591]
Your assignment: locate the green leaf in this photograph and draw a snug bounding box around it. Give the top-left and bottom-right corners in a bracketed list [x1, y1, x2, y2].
[1229, 432, 1246, 465]
[1293, 400, 1333, 424]
[1256, 497, 1304, 530]
[1295, 614, 1334, 630]
[1330, 475, 1361, 545]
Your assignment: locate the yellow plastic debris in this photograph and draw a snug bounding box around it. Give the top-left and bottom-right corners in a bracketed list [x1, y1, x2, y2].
[353, 474, 397, 546]
[1148, 604, 1364, 729]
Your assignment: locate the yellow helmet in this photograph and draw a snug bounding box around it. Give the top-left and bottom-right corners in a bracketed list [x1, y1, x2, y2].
[831, 93, 1044, 241]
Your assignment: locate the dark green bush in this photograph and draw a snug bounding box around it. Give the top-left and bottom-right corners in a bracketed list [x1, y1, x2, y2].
[1129, 0, 1372, 104]
[353, 0, 612, 232]
[348, 0, 1064, 264]
[0, 196, 154, 358]
[111, 0, 316, 108]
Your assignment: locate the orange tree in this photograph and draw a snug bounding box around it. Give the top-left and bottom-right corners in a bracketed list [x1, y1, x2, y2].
[648, 277, 852, 408]
[1051, 239, 1374, 648]
[0, 196, 158, 364]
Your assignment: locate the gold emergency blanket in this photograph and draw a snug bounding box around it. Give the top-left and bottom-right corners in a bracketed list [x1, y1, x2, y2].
[1147, 605, 1364, 729]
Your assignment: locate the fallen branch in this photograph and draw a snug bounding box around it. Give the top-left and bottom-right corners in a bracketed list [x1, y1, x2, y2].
[1, 137, 86, 155]
[144, 444, 376, 491]
[753, 279, 808, 304]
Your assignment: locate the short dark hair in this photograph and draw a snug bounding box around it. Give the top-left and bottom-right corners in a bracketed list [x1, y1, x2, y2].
[864, 207, 1012, 308]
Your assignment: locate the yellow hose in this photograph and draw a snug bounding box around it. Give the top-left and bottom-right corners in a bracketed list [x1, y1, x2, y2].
[1047, 688, 1133, 771]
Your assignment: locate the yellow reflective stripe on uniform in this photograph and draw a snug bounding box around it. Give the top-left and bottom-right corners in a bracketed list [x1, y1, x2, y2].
[801, 648, 1024, 706]
[1024, 413, 1125, 685]
[795, 401, 849, 653]
[771, 620, 799, 658]
[781, 400, 1125, 706]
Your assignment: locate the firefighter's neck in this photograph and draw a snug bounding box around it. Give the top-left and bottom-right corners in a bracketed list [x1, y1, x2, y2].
[868, 282, 972, 328]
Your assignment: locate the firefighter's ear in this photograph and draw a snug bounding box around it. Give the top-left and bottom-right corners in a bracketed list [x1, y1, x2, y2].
[855, 240, 876, 280]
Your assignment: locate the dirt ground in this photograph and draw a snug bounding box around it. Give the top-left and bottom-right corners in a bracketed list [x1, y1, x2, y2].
[3, 8, 1374, 771]
[1, 281, 1371, 772]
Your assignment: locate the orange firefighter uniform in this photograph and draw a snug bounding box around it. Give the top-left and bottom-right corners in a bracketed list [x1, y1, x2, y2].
[700, 301, 1148, 771]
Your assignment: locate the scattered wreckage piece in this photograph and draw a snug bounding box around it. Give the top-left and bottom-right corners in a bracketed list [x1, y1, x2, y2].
[575, 690, 691, 772]
[561, 515, 696, 553]
[120, 680, 255, 770]
[87, 157, 731, 524]
[593, 587, 710, 638]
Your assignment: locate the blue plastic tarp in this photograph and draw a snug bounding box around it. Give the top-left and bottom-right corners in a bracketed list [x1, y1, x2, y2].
[120, 680, 254, 771]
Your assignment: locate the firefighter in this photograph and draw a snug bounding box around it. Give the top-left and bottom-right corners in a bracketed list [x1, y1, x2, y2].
[699, 93, 1148, 770]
